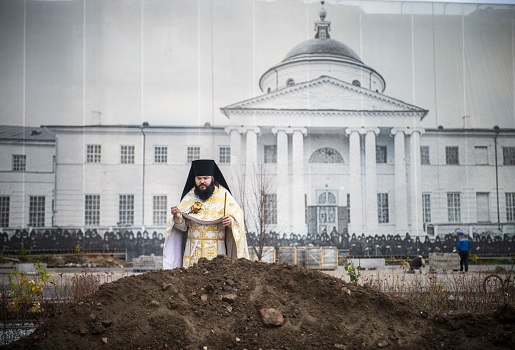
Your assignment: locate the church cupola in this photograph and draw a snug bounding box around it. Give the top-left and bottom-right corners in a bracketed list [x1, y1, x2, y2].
[258, 0, 386, 94]
[315, 1, 330, 39]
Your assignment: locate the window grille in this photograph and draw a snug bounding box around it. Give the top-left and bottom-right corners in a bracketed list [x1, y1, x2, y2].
[447, 192, 461, 222]
[155, 146, 168, 163]
[121, 145, 135, 164]
[422, 193, 431, 223]
[219, 146, 230, 164]
[85, 194, 100, 226]
[377, 193, 389, 223]
[119, 194, 134, 226]
[0, 196, 9, 228]
[446, 146, 459, 165]
[187, 146, 200, 162]
[86, 145, 101, 163]
[506, 193, 515, 222]
[264, 194, 277, 225]
[29, 196, 45, 227]
[12, 154, 26, 171]
[503, 147, 515, 165]
[376, 146, 387, 164]
[309, 148, 343, 163]
[420, 146, 430, 165]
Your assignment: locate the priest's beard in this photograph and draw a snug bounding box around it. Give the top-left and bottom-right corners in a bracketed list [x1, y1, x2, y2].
[194, 182, 215, 201]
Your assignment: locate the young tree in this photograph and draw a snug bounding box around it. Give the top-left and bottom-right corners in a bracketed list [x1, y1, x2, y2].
[237, 163, 278, 261]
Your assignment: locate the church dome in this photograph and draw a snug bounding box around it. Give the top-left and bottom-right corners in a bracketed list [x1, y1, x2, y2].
[283, 38, 363, 64]
[259, 1, 385, 94]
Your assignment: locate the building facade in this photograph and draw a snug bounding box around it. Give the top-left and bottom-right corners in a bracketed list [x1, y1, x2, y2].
[1, 5, 514, 243]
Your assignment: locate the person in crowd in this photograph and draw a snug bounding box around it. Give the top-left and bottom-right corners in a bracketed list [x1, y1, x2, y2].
[409, 255, 426, 274]
[456, 231, 471, 272]
[163, 159, 249, 269]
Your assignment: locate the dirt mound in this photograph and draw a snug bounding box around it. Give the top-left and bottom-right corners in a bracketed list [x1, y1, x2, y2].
[5, 256, 515, 350]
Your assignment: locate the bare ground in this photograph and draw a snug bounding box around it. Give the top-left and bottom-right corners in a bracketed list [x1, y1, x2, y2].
[3, 255, 515, 350]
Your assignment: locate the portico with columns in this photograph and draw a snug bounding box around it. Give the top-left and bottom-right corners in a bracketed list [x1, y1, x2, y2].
[220, 2, 428, 237]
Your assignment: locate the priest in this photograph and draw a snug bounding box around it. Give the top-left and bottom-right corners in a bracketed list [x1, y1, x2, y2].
[163, 159, 249, 269]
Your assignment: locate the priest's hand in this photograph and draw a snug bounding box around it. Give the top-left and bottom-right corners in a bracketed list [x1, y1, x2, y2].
[222, 215, 232, 227]
[171, 206, 183, 221]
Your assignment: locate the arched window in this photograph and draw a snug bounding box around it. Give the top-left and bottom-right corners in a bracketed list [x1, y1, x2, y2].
[318, 191, 337, 205]
[309, 148, 344, 163]
[352, 80, 361, 87]
[286, 78, 295, 86]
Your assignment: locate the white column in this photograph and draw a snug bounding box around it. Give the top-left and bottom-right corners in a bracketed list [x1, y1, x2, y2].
[272, 127, 290, 232]
[392, 128, 408, 234]
[409, 128, 425, 235]
[225, 126, 242, 196]
[365, 128, 380, 233]
[239, 127, 260, 234]
[345, 128, 363, 235]
[291, 127, 307, 234]
[244, 127, 260, 178]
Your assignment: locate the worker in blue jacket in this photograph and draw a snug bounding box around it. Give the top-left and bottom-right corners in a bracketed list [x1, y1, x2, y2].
[456, 231, 470, 272]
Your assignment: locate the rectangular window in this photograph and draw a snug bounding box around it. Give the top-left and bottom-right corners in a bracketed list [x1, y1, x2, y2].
[264, 145, 277, 163]
[153, 195, 167, 226]
[264, 194, 277, 224]
[377, 193, 389, 223]
[447, 192, 461, 222]
[0, 196, 10, 228]
[420, 146, 430, 165]
[376, 146, 387, 164]
[121, 145, 135, 164]
[154, 146, 168, 163]
[29, 196, 45, 227]
[506, 193, 515, 222]
[474, 146, 488, 165]
[85, 194, 100, 226]
[446, 146, 459, 165]
[476, 192, 490, 223]
[346, 193, 350, 224]
[12, 154, 26, 172]
[86, 144, 101, 163]
[503, 147, 515, 165]
[119, 194, 134, 226]
[187, 146, 200, 162]
[422, 193, 431, 223]
[219, 146, 231, 164]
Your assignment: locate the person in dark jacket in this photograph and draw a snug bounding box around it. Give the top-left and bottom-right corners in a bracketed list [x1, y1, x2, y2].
[409, 255, 426, 273]
[456, 231, 471, 272]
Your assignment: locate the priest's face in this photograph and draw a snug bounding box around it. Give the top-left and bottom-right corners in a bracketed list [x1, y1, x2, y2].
[194, 176, 215, 200]
[195, 176, 213, 190]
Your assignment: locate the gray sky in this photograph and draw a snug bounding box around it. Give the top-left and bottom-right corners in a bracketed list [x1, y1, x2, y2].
[0, 0, 514, 129]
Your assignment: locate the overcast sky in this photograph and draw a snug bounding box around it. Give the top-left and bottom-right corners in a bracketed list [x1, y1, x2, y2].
[0, 0, 514, 129]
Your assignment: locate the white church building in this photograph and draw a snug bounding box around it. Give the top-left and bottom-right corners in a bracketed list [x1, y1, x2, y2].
[1, 4, 514, 239]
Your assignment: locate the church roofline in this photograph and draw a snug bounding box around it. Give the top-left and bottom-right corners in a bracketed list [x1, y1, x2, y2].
[425, 127, 515, 134]
[42, 124, 225, 131]
[224, 75, 425, 117]
[220, 108, 427, 116]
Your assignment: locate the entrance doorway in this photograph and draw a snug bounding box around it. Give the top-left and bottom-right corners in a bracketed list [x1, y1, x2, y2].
[316, 190, 337, 235]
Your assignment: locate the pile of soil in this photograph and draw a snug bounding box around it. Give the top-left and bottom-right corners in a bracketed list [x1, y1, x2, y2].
[5, 256, 515, 350]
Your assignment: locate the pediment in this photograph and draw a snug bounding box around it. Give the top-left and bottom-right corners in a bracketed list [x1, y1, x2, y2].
[222, 76, 426, 113]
